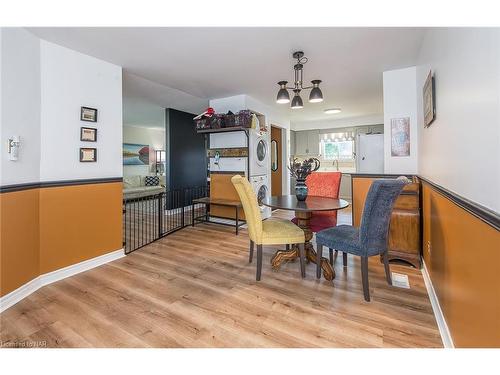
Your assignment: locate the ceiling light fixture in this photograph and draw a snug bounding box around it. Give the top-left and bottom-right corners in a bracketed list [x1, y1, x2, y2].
[324, 108, 341, 114]
[309, 80, 323, 103]
[276, 81, 290, 103]
[291, 89, 304, 109]
[276, 51, 323, 108]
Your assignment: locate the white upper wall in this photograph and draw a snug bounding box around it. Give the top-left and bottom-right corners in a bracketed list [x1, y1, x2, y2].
[416, 28, 500, 212]
[209, 95, 247, 115]
[0, 28, 41, 186]
[291, 114, 384, 131]
[123, 97, 165, 129]
[39, 40, 123, 181]
[383, 66, 419, 175]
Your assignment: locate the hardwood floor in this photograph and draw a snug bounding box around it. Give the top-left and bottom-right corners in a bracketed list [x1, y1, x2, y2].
[0, 207, 442, 348]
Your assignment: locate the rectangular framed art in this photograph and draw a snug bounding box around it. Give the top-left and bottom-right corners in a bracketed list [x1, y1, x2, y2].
[81, 106, 98, 122]
[423, 70, 436, 127]
[123, 143, 150, 165]
[80, 127, 97, 142]
[391, 117, 410, 157]
[80, 147, 97, 162]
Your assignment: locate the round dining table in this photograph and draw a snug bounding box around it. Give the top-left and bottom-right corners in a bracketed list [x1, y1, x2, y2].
[262, 195, 350, 281]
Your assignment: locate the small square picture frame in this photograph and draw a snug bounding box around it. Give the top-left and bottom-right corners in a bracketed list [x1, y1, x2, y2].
[81, 106, 98, 122]
[80, 147, 97, 162]
[80, 127, 97, 142]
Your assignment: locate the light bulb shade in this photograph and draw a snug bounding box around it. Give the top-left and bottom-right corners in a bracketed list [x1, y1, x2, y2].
[309, 86, 323, 103]
[155, 150, 166, 163]
[291, 92, 303, 109]
[276, 88, 290, 103]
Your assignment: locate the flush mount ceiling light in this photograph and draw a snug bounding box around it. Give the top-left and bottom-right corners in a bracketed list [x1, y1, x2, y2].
[276, 51, 323, 108]
[324, 108, 342, 114]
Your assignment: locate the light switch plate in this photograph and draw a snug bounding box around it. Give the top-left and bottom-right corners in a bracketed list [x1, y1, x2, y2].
[391, 272, 410, 289]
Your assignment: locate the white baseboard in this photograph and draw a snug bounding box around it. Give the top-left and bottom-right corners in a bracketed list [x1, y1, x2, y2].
[0, 248, 125, 313]
[0, 277, 43, 314]
[421, 260, 454, 348]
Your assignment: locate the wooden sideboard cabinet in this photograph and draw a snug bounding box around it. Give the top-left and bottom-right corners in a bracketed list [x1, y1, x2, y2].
[352, 174, 421, 268]
[387, 180, 421, 268]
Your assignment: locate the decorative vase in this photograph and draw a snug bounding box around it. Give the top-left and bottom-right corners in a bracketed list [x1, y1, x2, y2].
[288, 157, 320, 202]
[295, 179, 308, 201]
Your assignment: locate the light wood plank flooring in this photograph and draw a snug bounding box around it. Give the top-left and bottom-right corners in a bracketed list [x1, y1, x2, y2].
[0, 208, 442, 348]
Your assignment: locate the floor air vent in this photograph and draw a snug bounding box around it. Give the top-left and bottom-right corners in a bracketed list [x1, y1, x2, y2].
[391, 272, 410, 289]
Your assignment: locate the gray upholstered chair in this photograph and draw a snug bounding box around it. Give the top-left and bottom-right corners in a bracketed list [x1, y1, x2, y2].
[316, 177, 409, 301]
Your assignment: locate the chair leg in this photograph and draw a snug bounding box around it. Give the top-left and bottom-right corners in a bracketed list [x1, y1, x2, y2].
[343, 252, 348, 268]
[382, 251, 392, 285]
[249, 240, 254, 263]
[298, 243, 306, 278]
[329, 248, 334, 265]
[256, 244, 263, 281]
[361, 256, 370, 302]
[316, 244, 323, 279]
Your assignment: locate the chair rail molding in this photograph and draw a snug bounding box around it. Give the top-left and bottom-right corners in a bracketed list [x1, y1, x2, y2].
[0, 248, 124, 313]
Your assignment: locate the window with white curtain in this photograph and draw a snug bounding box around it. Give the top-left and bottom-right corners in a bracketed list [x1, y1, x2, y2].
[321, 140, 354, 160]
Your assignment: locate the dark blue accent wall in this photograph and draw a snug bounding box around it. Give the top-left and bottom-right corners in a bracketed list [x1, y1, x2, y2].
[165, 108, 206, 190]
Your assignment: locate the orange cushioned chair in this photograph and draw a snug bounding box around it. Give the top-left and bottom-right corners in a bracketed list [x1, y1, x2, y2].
[292, 171, 342, 263]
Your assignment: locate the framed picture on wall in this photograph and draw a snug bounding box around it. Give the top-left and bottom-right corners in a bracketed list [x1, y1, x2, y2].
[81, 106, 98, 122]
[80, 147, 97, 162]
[80, 127, 97, 142]
[423, 70, 436, 127]
[123, 143, 150, 165]
[391, 117, 410, 157]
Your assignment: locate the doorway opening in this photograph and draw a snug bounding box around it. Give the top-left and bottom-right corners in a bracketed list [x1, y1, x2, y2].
[271, 125, 283, 196]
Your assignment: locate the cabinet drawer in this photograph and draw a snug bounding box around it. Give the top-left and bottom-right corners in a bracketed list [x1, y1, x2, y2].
[394, 194, 419, 210]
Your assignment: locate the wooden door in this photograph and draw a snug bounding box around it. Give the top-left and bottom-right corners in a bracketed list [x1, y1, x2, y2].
[271, 126, 282, 196]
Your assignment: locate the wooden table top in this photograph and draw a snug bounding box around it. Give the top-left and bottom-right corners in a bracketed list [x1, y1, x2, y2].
[262, 195, 350, 212]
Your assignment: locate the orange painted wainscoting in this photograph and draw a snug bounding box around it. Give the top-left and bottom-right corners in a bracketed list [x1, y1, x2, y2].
[0, 181, 123, 297]
[422, 182, 500, 347]
[0, 189, 40, 297]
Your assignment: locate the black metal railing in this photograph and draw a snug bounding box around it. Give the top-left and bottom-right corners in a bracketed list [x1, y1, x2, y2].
[123, 186, 208, 254]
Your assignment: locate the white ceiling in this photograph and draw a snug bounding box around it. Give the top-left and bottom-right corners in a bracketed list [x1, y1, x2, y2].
[28, 27, 426, 125]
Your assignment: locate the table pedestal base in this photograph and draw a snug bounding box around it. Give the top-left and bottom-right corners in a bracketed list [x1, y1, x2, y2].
[270, 210, 335, 281]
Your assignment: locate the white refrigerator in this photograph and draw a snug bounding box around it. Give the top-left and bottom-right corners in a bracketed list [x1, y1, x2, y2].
[356, 134, 384, 173]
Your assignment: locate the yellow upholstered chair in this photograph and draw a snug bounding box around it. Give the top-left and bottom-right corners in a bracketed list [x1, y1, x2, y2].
[231, 175, 306, 281]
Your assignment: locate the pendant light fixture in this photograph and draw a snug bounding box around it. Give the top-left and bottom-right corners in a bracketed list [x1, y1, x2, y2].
[309, 80, 323, 103]
[276, 81, 290, 103]
[276, 51, 323, 108]
[291, 89, 304, 109]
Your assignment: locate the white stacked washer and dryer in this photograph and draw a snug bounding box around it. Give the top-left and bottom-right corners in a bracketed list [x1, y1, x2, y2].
[248, 122, 272, 219]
